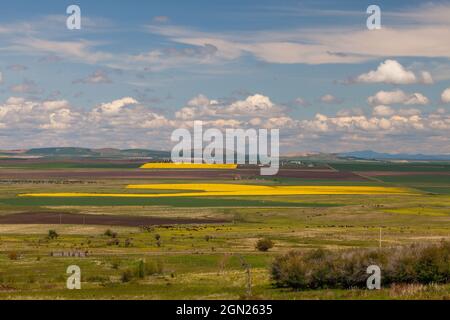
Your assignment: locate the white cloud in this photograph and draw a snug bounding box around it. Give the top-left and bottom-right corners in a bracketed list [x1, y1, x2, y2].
[294, 97, 310, 107]
[441, 88, 450, 103]
[129, 44, 219, 71]
[0, 97, 79, 131]
[225, 94, 281, 115]
[368, 89, 429, 106]
[91, 97, 138, 116]
[176, 94, 283, 120]
[9, 80, 40, 94]
[14, 38, 112, 64]
[320, 94, 343, 104]
[0, 93, 449, 154]
[355, 60, 433, 84]
[74, 70, 112, 84]
[145, 4, 450, 66]
[373, 105, 394, 117]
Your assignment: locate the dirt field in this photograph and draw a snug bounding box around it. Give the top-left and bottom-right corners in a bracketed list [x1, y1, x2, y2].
[0, 168, 367, 180]
[0, 212, 228, 227]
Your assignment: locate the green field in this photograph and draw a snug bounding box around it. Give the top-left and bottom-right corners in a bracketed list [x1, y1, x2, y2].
[1, 196, 338, 208]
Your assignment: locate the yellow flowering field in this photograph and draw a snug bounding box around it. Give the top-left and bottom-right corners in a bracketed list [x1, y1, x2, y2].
[20, 184, 414, 198]
[140, 163, 238, 169]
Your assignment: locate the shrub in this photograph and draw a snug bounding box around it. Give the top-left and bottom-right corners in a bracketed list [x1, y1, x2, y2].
[256, 238, 274, 252]
[121, 269, 133, 283]
[104, 229, 117, 238]
[107, 238, 120, 246]
[124, 238, 133, 247]
[271, 241, 450, 290]
[145, 260, 164, 275]
[154, 234, 161, 241]
[135, 260, 164, 278]
[8, 251, 19, 260]
[47, 230, 59, 240]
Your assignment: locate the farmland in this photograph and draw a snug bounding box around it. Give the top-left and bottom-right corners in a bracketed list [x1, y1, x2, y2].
[0, 158, 449, 299]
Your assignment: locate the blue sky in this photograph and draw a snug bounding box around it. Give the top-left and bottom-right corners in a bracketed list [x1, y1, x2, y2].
[0, 0, 450, 153]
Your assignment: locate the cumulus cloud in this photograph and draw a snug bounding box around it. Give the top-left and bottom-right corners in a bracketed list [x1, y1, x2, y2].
[373, 105, 394, 117]
[0, 93, 449, 153]
[225, 94, 282, 115]
[0, 97, 79, 131]
[355, 60, 433, 85]
[90, 97, 138, 116]
[441, 88, 450, 103]
[176, 94, 283, 120]
[368, 89, 429, 106]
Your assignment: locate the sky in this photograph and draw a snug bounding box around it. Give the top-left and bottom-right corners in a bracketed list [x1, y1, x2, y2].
[0, 0, 450, 154]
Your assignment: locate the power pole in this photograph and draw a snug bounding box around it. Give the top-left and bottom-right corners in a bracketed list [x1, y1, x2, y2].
[379, 227, 382, 249]
[237, 255, 252, 298]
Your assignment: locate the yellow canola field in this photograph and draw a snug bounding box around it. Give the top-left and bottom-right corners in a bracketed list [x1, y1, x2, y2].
[140, 163, 237, 169]
[20, 184, 414, 198]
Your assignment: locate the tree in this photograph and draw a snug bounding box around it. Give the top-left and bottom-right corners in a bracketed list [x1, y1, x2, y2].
[48, 230, 59, 240]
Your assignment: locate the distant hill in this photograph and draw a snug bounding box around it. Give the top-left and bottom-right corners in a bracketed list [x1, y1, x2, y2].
[2, 147, 449, 161]
[1, 147, 171, 159]
[339, 150, 450, 161]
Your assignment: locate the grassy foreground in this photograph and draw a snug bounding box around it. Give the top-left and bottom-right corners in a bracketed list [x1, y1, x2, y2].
[0, 162, 449, 299]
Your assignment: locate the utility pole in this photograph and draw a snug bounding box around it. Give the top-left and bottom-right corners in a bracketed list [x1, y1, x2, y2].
[237, 255, 252, 298]
[379, 227, 382, 249]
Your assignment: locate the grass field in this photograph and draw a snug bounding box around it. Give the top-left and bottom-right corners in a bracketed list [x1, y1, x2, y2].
[0, 160, 449, 300]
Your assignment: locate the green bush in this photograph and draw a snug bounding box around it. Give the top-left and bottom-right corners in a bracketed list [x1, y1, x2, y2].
[256, 238, 274, 252]
[271, 241, 450, 290]
[135, 260, 164, 277]
[104, 229, 117, 238]
[47, 230, 59, 240]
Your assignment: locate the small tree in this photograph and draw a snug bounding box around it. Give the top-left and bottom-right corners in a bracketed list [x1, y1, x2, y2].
[48, 230, 59, 240]
[256, 238, 274, 252]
